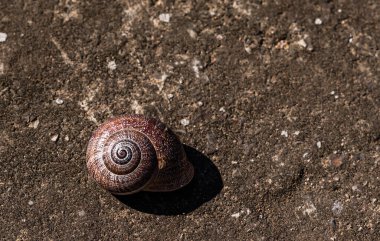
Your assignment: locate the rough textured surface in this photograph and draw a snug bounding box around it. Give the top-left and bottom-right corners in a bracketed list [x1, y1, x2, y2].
[0, 0, 379, 240]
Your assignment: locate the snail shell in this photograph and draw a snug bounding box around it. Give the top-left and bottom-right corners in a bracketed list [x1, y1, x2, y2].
[86, 115, 194, 195]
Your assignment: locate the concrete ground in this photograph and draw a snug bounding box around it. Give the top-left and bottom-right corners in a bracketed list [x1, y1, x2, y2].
[0, 0, 379, 240]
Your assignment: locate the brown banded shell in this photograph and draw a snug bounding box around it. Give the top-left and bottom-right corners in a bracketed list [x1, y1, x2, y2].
[86, 115, 194, 195]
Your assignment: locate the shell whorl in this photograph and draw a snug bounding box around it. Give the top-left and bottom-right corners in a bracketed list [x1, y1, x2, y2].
[86, 115, 194, 195]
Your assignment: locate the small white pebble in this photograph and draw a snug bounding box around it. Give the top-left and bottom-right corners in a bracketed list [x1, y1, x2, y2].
[244, 46, 252, 54]
[167, 93, 174, 99]
[64, 135, 70, 141]
[231, 161, 238, 164]
[107, 60, 117, 70]
[338, 9, 342, 13]
[219, 107, 226, 112]
[28, 119, 39, 129]
[78, 210, 85, 217]
[334, 95, 339, 99]
[281, 130, 288, 138]
[349, 37, 353, 43]
[197, 101, 203, 106]
[294, 131, 300, 136]
[303, 152, 309, 158]
[21, 219, 26, 222]
[352, 185, 359, 192]
[314, 18, 322, 25]
[187, 29, 197, 39]
[51, 134, 59, 142]
[159, 13, 171, 23]
[160, 73, 168, 82]
[192, 58, 201, 78]
[180, 118, 190, 126]
[0, 32, 7, 42]
[55, 98, 64, 105]
[28, 200, 34, 206]
[246, 208, 251, 215]
[216, 34, 224, 40]
[317, 141, 322, 149]
[249, 159, 254, 162]
[231, 212, 241, 218]
[296, 39, 307, 48]
[330, 91, 335, 95]
[332, 201, 343, 215]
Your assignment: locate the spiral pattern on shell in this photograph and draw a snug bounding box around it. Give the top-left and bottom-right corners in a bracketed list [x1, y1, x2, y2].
[86, 115, 194, 195]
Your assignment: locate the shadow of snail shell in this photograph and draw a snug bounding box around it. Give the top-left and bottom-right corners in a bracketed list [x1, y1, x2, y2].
[86, 115, 194, 195]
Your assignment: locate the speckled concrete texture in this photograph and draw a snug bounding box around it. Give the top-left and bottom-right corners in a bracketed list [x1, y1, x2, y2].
[0, 0, 379, 240]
